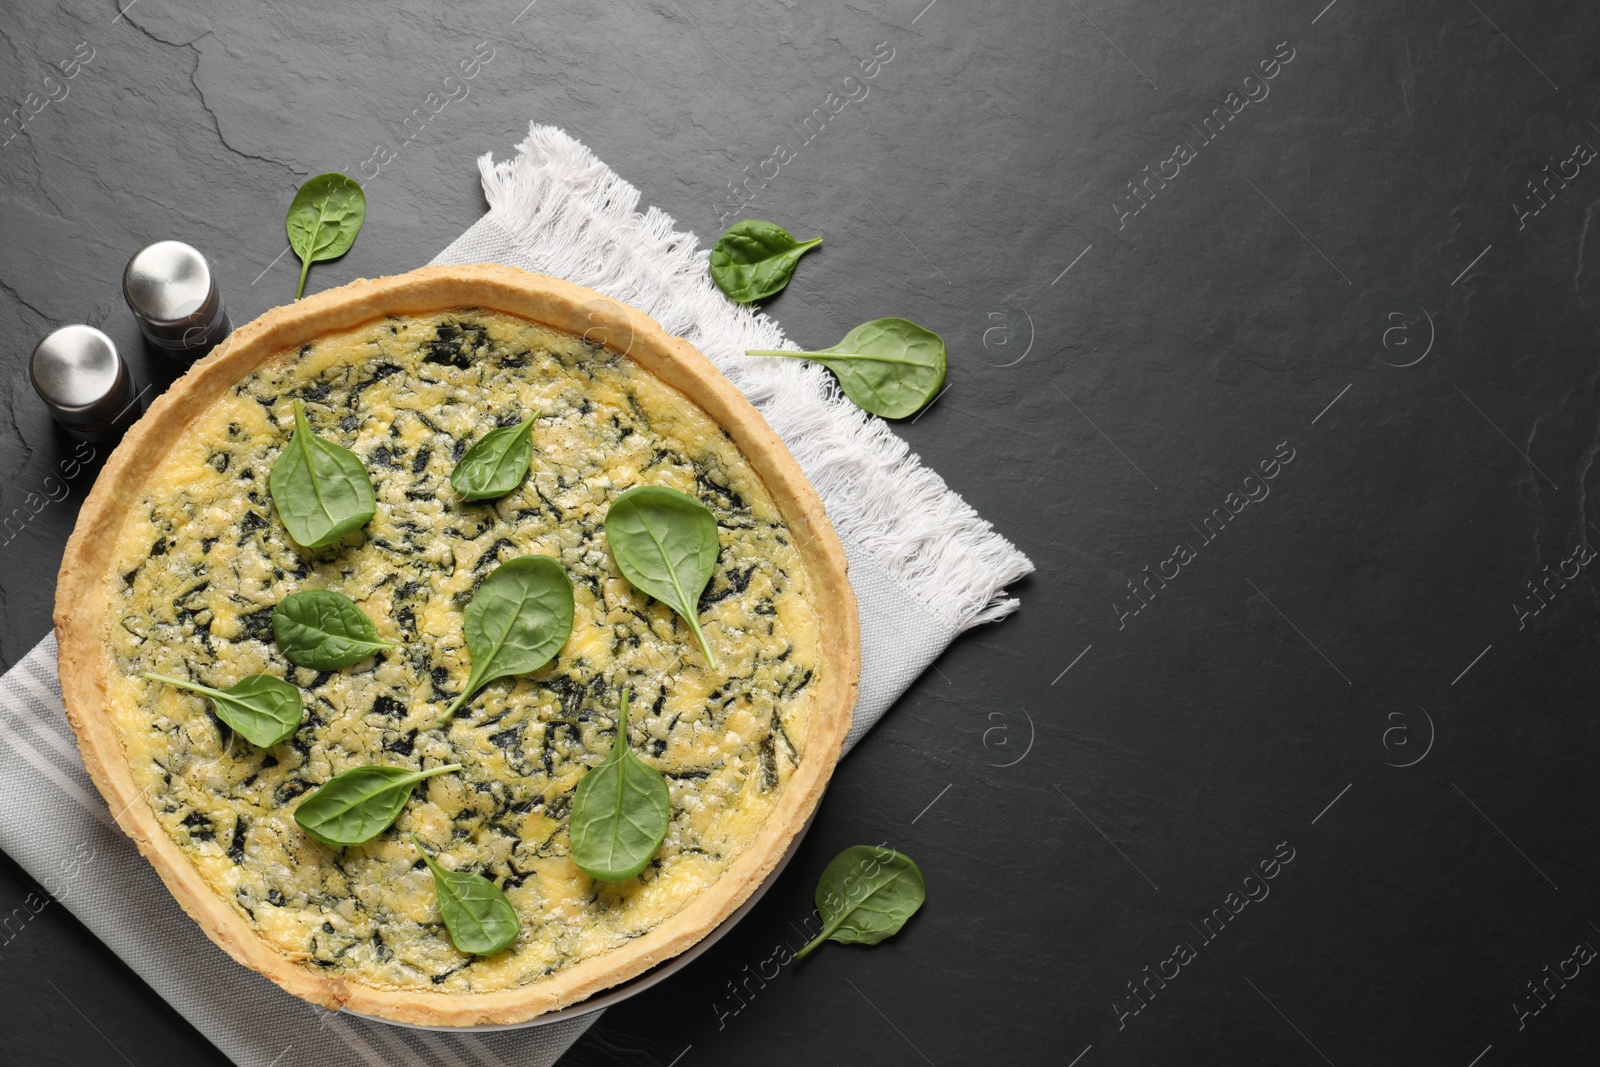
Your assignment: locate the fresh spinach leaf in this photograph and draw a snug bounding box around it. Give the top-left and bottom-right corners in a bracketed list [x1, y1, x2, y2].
[748, 318, 947, 419]
[440, 555, 574, 723]
[449, 413, 538, 501]
[569, 687, 671, 883]
[411, 834, 520, 955]
[272, 589, 394, 669]
[143, 672, 303, 748]
[603, 486, 721, 669]
[269, 398, 377, 549]
[796, 845, 926, 958]
[286, 172, 366, 300]
[293, 763, 461, 846]
[709, 219, 822, 303]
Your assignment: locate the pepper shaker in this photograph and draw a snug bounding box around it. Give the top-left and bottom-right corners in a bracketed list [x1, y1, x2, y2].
[123, 240, 231, 361]
[30, 325, 142, 442]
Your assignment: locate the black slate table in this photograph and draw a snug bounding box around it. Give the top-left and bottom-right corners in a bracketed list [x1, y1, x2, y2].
[4, 0, 1599, 1063]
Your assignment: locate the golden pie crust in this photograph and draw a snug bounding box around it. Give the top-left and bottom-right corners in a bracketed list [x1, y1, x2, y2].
[54, 265, 859, 1027]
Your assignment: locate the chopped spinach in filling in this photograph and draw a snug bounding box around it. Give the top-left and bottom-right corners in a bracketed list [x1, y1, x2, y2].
[106, 310, 820, 993]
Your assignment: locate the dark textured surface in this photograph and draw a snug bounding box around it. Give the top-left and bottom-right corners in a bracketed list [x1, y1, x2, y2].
[4, 0, 1600, 1063]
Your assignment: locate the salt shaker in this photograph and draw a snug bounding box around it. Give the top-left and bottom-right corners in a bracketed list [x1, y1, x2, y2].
[30, 325, 142, 442]
[122, 240, 231, 360]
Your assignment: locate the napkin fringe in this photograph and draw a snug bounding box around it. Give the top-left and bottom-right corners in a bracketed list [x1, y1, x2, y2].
[477, 124, 1032, 631]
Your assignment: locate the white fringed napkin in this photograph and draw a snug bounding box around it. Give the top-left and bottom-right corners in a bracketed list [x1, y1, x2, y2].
[0, 125, 1030, 1066]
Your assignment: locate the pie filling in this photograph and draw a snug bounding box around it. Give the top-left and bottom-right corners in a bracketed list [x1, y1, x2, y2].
[102, 309, 821, 994]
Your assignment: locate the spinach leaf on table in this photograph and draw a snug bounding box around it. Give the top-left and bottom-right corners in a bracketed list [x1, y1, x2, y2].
[439, 555, 574, 723]
[569, 687, 671, 883]
[272, 589, 393, 669]
[748, 318, 947, 419]
[796, 845, 926, 958]
[143, 672, 303, 748]
[603, 485, 721, 670]
[269, 399, 377, 549]
[450, 413, 538, 501]
[412, 834, 520, 955]
[293, 763, 461, 846]
[286, 172, 366, 300]
[709, 219, 822, 303]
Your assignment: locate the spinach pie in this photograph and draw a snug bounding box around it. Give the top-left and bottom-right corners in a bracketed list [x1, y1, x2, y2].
[55, 265, 858, 1027]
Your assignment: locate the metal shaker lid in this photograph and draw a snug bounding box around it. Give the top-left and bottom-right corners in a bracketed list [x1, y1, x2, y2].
[124, 241, 214, 323]
[30, 325, 136, 436]
[123, 241, 230, 356]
